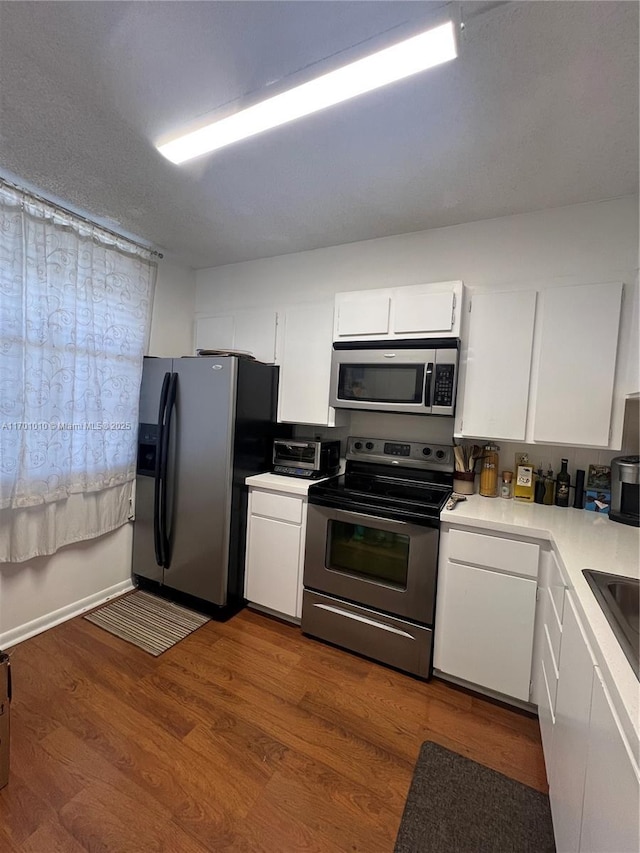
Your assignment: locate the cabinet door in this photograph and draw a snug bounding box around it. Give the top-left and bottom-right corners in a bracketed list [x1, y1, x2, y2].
[392, 290, 454, 335]
[245, 514, 302, 619]
[533, 282, 622, 446]
[195, 315, 234, 352]
[278, 302, 344, 426]
[195, 310, 277, 363]
[434, 561, 537, 700]
[549, 593, 596, 853]
[459, 290, 536, 440]
[580, 668, 640, 853]
[334, 291, 391, 338]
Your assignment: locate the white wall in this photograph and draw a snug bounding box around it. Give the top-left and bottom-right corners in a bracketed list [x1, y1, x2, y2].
[196, 196, 638, 313]
[150, 258, 197, 357]
[0, 259, 197, 649]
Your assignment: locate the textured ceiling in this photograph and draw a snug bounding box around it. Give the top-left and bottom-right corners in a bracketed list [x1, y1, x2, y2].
[0, 1, 637, 269]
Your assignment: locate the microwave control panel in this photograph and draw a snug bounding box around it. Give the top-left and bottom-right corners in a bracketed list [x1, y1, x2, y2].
[433, 364, 455, 407]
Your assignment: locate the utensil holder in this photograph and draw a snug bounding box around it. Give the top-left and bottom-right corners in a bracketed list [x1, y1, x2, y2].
[453, 471, 475, 495]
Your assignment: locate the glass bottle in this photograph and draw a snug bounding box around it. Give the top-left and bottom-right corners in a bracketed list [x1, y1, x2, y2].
[543, 467, 555, 505]
[513, 453, 535, 502]
[500, 471, 513, 499]
[555, 458, 571, 507]
[479, 444, 500, 497]
[534, 468, 546, 504]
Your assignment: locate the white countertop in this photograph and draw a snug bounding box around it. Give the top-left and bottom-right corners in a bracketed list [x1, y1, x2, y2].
[245, 471, 332, 496]
[442, 495, 640, 743]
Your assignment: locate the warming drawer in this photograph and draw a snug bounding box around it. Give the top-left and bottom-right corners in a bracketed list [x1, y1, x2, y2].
[302, 589, 433, 678]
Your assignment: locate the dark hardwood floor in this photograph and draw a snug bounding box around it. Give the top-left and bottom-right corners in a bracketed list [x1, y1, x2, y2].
[0, 606, 547, 852]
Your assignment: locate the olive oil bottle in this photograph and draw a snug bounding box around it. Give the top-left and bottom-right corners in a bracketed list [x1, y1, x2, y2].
[514, 452, 535, 502]
[555, 458, 571, 507]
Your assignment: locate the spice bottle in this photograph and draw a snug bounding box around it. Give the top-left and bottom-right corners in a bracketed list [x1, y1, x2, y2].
[500, 471, 513, 499]
[479, 444, 500, 497]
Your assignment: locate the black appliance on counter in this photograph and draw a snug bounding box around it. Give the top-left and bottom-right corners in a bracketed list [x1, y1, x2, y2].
[610, 455, 640, 527]
[301, 436, 453, 679]
[272, 438, 340, 479]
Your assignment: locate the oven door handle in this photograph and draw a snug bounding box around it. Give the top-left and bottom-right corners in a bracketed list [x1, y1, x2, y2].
[308, 496, 441, 530]
[311, 499, 410, 526]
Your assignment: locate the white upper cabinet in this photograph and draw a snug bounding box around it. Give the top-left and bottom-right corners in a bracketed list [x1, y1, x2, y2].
[277, 302, 347, 426]
[459, 290, 537, 440]
[532, 282, 623, 446]
[335, 292, 391, 338]
[391, 287, 456, 335]
[457, 282, 624, 448]
[334, 281, 463, 341]
[195, 309, 278, 363]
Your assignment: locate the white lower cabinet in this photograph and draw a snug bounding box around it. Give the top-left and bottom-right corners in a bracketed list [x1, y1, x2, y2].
[543, 589, 640, 853]
[532, 550, 565, 761]
[580, 668, 640, 853]
[548, 593, 596, 853]
[434, 526, 539, 702]
[244, 486, 307, 621]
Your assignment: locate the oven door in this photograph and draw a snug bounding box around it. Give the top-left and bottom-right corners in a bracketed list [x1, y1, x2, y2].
[304, 503, 438, 624]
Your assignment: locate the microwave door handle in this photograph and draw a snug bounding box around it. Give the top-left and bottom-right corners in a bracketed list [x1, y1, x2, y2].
[425, 362, 434, 409]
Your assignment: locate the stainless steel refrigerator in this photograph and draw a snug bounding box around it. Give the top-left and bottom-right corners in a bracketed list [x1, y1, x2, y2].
[132, 355, 281, 615]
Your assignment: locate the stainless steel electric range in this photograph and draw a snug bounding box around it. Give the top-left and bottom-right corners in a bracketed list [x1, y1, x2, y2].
[301, 436, 453, 679]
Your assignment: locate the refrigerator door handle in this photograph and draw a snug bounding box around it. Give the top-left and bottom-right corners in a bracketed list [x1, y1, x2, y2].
[154, 371, 171, 567]
[160, 372, 178, 569]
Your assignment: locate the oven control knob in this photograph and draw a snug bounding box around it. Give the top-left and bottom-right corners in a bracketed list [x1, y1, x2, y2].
[365, 442, 374, 450]
[354, 441, 363, 450]
[436, 449, 446, 460]
[422, 447, 432, 456]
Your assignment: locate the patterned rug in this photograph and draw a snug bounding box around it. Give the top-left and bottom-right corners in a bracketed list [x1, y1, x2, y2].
[84, 590, 210, 656]
[394, 741, 555, 853]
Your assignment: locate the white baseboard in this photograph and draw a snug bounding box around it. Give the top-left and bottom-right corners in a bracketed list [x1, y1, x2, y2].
[0, 579, 135, 650]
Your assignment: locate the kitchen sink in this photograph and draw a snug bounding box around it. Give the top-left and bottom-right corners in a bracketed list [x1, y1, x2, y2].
[583, 570, 639, 681]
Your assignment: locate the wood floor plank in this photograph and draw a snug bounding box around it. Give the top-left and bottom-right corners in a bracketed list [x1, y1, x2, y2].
[156, 657, 415, 812]
[0, 607, 549, 852]
[58, 783, 211, 853]
[19, 820, 89, 853]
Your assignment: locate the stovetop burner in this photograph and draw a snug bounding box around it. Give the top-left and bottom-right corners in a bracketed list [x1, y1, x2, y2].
[308, 436, 454, 524]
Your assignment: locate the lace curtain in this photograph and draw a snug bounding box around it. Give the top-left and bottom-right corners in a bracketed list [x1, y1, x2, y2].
[0, 182, 156, 561]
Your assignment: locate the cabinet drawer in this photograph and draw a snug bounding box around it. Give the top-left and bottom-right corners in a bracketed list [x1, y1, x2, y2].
[539, 652, 556, 761]
[545, 591, 562, 666]
[449, 529, 539, 578]
[542, 623, 560, 708]
[302, 589, 432, 679]
[250, 490, 303, 524]
[548, 550, 566, 624]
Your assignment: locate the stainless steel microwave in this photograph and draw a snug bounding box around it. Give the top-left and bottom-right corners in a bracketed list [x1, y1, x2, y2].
[329, 339, 459, 416]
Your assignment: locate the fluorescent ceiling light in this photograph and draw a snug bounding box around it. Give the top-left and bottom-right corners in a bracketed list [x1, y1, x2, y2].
[158, 21, 457, 164]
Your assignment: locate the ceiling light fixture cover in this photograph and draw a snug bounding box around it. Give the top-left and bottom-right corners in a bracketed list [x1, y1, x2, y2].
[158, 20, 457, 164]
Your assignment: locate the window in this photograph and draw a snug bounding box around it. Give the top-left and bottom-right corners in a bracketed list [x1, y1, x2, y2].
[0, 181, 156, 560]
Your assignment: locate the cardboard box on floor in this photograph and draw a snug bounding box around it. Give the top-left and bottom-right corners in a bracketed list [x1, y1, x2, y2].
[0, 651, 10, 789]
